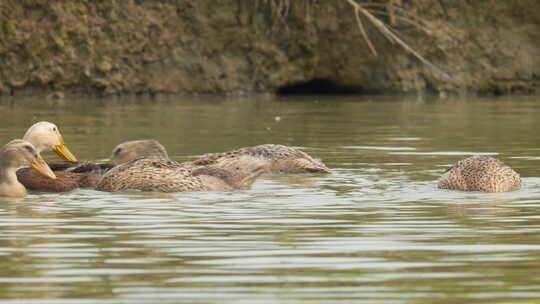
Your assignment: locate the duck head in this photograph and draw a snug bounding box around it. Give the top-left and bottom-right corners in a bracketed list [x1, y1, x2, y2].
[1, 139, 56, 179]
[109, 139, 169, 165]
[23, 121, 77, 162]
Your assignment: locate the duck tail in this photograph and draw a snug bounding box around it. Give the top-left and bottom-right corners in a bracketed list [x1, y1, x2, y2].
[294, 158, 331, 173]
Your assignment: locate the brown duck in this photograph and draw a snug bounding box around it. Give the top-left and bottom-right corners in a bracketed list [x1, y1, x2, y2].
[438, 156, 521, 192]
[95, 140, 264, 193]
[95, 157, 265, 193]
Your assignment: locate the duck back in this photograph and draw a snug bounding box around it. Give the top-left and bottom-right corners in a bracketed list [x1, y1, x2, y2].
[193, 144, 330, 173]
[438, 156, 521, 192]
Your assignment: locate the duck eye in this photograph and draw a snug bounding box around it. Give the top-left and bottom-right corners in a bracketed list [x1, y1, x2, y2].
[114, 148, 122, 156]
[53, 127, 57, 132]
[24, 145, 33, 153]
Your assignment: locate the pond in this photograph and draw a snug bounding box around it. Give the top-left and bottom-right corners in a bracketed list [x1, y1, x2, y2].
[0, 94, 540, 304]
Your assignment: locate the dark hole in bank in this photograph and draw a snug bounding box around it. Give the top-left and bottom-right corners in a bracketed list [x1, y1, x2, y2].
[276, 78, 363, 95]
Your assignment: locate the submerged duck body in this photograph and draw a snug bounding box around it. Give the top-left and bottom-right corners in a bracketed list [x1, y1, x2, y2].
[437, 156, 521, 193]
[95, 158, 264, 192]
[192, 144, 331, 174]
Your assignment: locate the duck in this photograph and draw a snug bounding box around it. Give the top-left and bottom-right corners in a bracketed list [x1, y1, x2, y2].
[15, 121, 110, 192]
[0, 139, 56, 197]
[437, 156, 521, 192]
[96, 158, 265, 192]
[96, 140, 266, 192]
[192, 144, 331, 173]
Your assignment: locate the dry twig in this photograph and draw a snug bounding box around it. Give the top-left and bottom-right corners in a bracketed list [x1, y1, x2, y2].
[346, 0, 450, 79]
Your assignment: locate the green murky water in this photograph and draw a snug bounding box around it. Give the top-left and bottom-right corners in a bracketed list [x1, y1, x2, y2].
[1, 94, 540, 304]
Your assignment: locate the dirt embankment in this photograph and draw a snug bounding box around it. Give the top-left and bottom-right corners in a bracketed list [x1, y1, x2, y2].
[1, 0, 540, 96]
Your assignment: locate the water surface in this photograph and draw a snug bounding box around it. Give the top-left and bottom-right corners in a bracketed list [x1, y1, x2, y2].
[1, 94, 540, 303]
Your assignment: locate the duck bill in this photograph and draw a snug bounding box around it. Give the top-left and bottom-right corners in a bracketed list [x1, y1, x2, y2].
[31, 155, 57, 180]
[53, 138, 77, 162]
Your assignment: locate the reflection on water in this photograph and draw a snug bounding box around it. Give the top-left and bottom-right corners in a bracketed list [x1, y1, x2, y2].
[1, 95, 540, 303]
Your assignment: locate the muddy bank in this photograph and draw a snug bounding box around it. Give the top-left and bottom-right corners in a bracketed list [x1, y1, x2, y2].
[1, 0, 540, 96]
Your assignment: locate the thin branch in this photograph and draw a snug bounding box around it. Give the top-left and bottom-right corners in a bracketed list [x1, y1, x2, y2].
[361, 2, 433, 28]
[346, 0, 451, 80]
[354, 5, 378, 57]
[363, 8, 433, 35]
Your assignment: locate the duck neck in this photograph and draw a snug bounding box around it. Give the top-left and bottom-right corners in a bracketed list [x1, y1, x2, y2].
[0, 160, 26, 197]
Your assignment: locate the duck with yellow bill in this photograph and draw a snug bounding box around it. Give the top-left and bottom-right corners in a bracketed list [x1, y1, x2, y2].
[0, 139, 56, 197]
[15, 121, 110, 192]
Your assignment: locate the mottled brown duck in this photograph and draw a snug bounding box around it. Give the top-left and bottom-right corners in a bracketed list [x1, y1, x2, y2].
[0, 139, 56, 197]
[437, 156, 521, 193]
[95, 157, 265, 193]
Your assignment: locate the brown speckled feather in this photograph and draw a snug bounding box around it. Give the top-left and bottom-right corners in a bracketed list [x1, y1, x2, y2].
[95, 158, 264, 192]
[192, 144, 330, 173]
[17, 161, 113, 192]
[438, 156, 521, 192]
